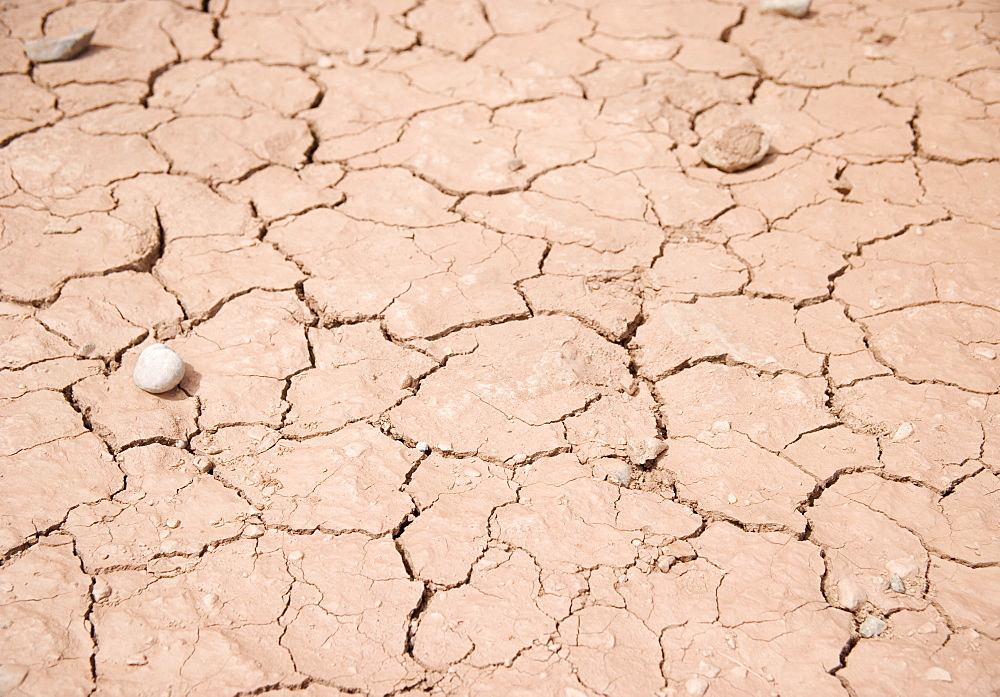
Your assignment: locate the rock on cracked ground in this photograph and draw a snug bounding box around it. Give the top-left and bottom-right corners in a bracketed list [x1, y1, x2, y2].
[1, 0, 999, 695]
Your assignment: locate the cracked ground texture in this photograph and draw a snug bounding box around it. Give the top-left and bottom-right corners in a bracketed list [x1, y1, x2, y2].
[0, 0, 998, 695]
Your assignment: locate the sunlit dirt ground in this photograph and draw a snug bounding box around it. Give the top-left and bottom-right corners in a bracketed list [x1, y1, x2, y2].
[1, 0, 999, 695]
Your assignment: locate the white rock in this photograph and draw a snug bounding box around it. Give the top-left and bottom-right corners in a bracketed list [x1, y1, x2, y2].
[133, 343, 185, 393]
[243, 524, 265, 539]
[699, 661, 721, 678]
[924, 667, 952, 682]
[859, 615, 887, 638]
[685, 677, 710, 696]
[92, 578, 112, 602]
[886, 557, 920, 579]
[838, 578, 867, 611]
[891, 421, 914, 442]
[25, 28, 95, 63]
[416, 441, 431, 454]
[711, 420, 731, 433]
[759, 0, 811, 18]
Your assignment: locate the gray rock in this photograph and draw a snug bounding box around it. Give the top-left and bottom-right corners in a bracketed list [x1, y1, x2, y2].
[25, 28, 95, 64]
[890, 574, 905, 593]
[133, 343, 186, 394]
[859, 615, 888, 638]
[698, 120, 771, 173]
[760, 0, 811, 18]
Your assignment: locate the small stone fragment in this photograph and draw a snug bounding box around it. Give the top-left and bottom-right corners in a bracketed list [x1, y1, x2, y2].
[759, 0, 811, 18]
[133, 343, 186, 394]
[891, 422, 914, 442]
[698, 120, 771, 173]
[316, 55, 334, 69]
[288, 550, 304, 561]
[165, 519, 181, 529]
[727, 493, 738, 504]
[889, 574, 905, 593]
[974, 346, 997, 360]
[416, 441, 431, 454]
[838, 578, 868, 611]
[685, 677, 710, 696]
[345, 48, 366, 66]
[125, 654, 148, 666]
[203, 593, 219, 606]
[711, 420, 731, 433]
[699, 662, 721, 678]
[92, 578, 112, 602]
[507, 158, 525, 171]
[924, 667, 952, 682]
[25, 28, 95, 63]
[243, 524, 265, 539]
[859, 615, 888, 638]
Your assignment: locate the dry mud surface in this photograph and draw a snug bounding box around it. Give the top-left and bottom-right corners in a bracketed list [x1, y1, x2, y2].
[1, 0, 999, 695]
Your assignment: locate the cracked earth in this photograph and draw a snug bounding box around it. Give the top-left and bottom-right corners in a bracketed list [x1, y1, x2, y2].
[1, 0, 999, 695]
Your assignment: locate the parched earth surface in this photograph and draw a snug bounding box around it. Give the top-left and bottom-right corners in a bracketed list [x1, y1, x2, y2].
[1, 0, 999, 695]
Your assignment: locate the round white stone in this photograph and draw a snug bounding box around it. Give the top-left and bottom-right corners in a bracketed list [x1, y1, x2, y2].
[133, 343, 185, 393]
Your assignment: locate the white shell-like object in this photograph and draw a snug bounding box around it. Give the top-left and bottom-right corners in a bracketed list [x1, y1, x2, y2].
[133, 343, 185, 393]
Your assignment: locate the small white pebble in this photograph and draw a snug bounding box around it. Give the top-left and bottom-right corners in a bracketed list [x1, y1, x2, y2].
[345, 48, 366, 66]
[974, 346, 997, 360]
[243, 525, 265, 539]
[288, 551, 304, 561]
[618, 574, 627, 583]
[316, 55, 334, 68]
[203, 593, 219, 606]
[416, 441, 431, 454]
[924, 667, 952, 682]
[711, 420, 731, 433]
[727, 493, 738, 504]
[699, 661, 721, 678]
[441, 443, 454, 452]
[891, 422, 914, 442]
[631, 539, 642, 546]
[685, 677, 710, 696]
[92, 578, 112, 602]
[868, 298, 885, 310]
[133, 343, 185, 394]
[164, 519, 180, 529]
[125, 653, 148, 666]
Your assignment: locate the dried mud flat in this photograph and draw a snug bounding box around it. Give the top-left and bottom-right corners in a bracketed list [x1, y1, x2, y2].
[1, 0, 999, 695]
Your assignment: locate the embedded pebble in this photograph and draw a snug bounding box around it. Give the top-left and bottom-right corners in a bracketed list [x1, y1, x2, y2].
[759, 0, 811, 17]
[889, 574, 905, 593]
[203, 593, 219, 606]
[416, 441, 431, 454]
[288, 551, 304, 561]
[859, 615, 888, 638]
[924, 667, 952, 682]
[125, 654, 148, 666]
[698, 120, 771, 173]
[24, 28, 95, 63]
[974, 346, 997, 360]
[243, 524, 265, 539]
[699, 662, 721, 678]
[727, 493, 738, 504]
[507, 158, 525, 171]
[711, 420, 731, 433]
[165, 518, 180, 529]
[837, 578, 867, 611]
[891, 421, 914, 442]
[133, 343, 186, 394]
[316, 55, 334, 69]
[92, 578, 112, 602]
[345, 48, 367, 66]
[685, 677, 710, 696]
